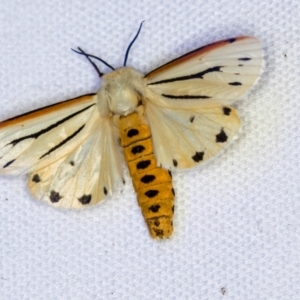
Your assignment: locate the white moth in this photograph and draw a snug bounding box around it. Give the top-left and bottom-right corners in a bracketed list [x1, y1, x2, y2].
[0, 23, 263, 238]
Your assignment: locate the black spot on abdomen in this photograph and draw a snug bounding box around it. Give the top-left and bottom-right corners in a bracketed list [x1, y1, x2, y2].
[141, 174, 156, 183]
[145, 190, 159, 198]
[149, 204, 161, 213]
[127, 128, 139, 137]
[137, 160, 151, 170]
[131, 145, 145, 154]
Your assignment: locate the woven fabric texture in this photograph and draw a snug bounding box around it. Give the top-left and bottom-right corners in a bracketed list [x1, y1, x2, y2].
[0, 1, 299, 299]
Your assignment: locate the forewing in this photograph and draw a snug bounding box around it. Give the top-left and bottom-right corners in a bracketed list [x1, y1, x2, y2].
[0, 93, 123, 208]
[145, 36, 263, 105]
[0, 94, 97, 174]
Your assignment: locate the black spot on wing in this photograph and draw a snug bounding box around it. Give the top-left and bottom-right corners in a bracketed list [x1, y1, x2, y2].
[145, 190, 159, 198]
[238, 57, 251, 61]
[137, 160, 151, 170]
[190, 116, 195, 123]
[3, 159, 15, 168]
[141, 174, 156, 184]
[223, 107, 231, 115]
[50, 190, 62, 203]
[168, 170, 172, 178]
[173, 159, 178, 167]
[131, 145, 145, 155]
[228, 82, 242, 86]
[149, 204, 160, 213]
[162, 94, 211, 99]
[78, 194, 92, 205]
[39, 125, 85, 159]
[32, 174, 41, 183]
[103, 187, 108, 195]
[192, 151, 204, 162]
[148, 66, 223, 85]
[70, 161, 75, 166]
[127, 128, 139, 137]
[216, 129, 228, 143]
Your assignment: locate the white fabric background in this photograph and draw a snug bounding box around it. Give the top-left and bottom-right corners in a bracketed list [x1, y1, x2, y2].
[0, 1, 299, 299]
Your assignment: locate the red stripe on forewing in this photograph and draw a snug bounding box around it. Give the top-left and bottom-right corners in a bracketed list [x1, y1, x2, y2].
[0, 94, 97, 129]
[145, 36, 249, 81]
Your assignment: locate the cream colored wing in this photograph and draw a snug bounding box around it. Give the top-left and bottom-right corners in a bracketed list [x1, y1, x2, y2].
[146, 36, 263, 105]
[0, 94, 123, 208]
[145, 98, 241, 169]
[143, 36, 263, 169]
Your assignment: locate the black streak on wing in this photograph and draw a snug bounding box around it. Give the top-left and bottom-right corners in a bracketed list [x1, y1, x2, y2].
[228, 38, 236, 43]
[3, 159, 15, 168]
[238, 57, 251, 61]
[1, 94, 96, 124]
[228, 82, 242, 86]
[39, 125, 85, 159]
[216, 129, 228, 143]
[190, 116, 195, 123]
[9, 103, 95, 147]
[162, 94, 211, 99]
[148, 66, 223, 85]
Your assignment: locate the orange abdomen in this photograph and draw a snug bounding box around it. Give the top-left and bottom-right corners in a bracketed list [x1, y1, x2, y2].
[120, 112, 174, 239]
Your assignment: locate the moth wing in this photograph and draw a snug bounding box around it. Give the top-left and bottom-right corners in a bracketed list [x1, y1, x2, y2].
[144, 99, 241, 169]
[143, 36, 263, 169]
[0, 94, 123, 208]
[145, 36, 263, 105]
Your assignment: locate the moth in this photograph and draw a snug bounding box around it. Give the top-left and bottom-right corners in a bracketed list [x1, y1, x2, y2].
[0, 23, 263, 239]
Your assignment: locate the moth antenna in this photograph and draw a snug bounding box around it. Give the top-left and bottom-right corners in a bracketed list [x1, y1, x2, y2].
[72, 47, 103, 77]
[123, 21, 144, 67]
[72, 48, 115, 73]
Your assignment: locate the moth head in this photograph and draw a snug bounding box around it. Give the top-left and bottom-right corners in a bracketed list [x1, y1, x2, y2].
[100, 67, 144, 116]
